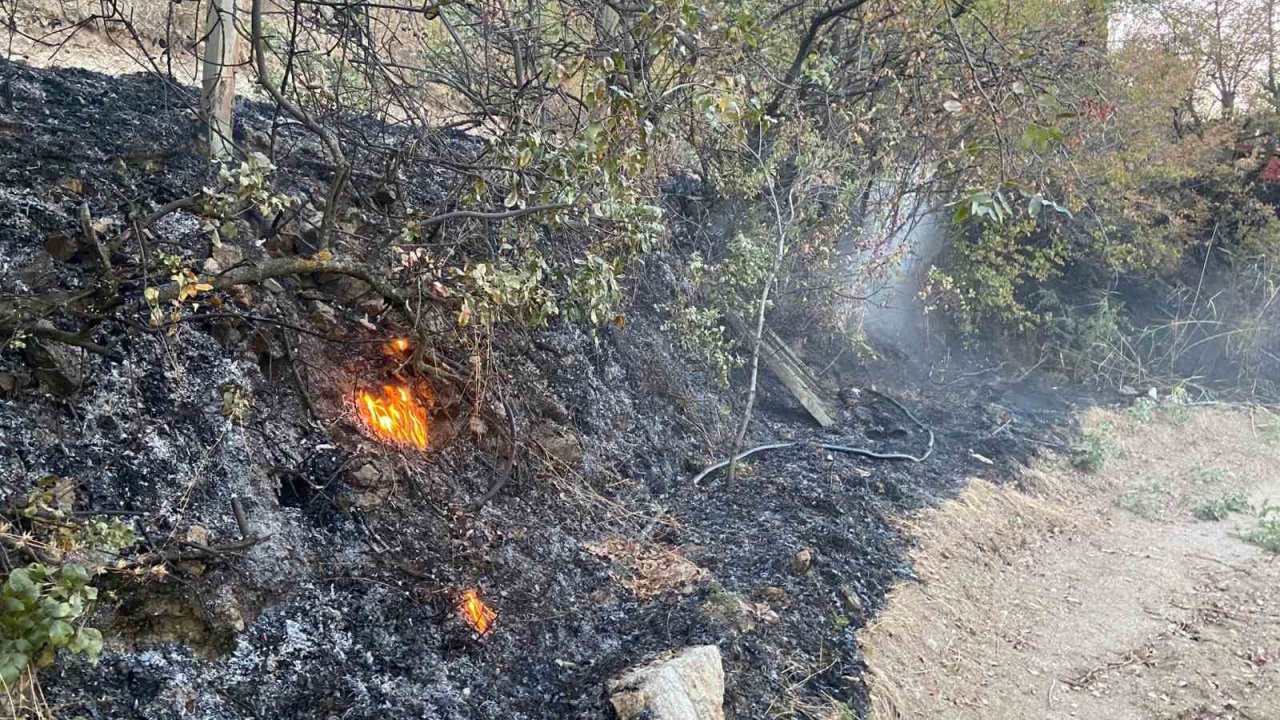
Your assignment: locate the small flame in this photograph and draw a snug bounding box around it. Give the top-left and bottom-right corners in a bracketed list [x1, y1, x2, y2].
[459, 589, 497, 635]
[389, 337, 410, 353]
[356, 384, 430, 449]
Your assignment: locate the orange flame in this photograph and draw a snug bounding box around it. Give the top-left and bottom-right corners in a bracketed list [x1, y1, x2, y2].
[459, 589, 497, 635]
[356, 384, 430, 449]
[389, 338, 410, 353]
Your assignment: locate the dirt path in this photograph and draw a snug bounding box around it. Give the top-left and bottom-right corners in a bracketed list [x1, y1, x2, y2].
[858, 405, 1280, 720]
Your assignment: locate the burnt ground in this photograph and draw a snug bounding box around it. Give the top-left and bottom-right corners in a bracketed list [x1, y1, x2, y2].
[1, 60, 1093, 719]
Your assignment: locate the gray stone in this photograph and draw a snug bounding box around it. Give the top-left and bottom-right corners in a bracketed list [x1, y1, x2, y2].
[608, 645, 725, 720]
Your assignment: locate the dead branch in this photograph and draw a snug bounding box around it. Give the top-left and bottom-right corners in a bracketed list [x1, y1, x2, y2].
[473, 394, 520, 509]
[250, 0, 350, 249]
[153, 257, 441, 317]
[79, 203, 115, 285]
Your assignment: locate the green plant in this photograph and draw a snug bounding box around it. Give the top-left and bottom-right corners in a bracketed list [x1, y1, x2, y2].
[1125, 396, 1158, 424]
[1188, 466, 1226, 485]
[1245, 517, 1280, 553]
[1192, 493, 1249, 521]
[662, 303, 741, 386]
[0, 563, 104, 687]
[1116, 481, 1173, 520]
[1071, 425, 1114, 473]
[0, 480, 137, 690]
[202, 152, 295, 223]
[564, 253, 625, 327]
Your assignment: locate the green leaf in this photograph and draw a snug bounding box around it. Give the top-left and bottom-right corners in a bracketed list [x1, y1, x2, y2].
[59, 564, 90, 586]
[47, 620, 73, 646]
[5, 568, 38, 601]
[0, 652, 28, 687]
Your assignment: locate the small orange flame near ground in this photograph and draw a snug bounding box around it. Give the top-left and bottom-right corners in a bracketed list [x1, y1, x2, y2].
[388, 337, 411, 354]
[459, 589, 497, 635]
[356, 384, 430, 449]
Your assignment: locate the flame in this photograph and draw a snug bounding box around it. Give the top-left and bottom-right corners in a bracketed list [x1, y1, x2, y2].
[356, 384, 430, 449]
[389, 337, 410, 353]
[459, 589, 497, 635]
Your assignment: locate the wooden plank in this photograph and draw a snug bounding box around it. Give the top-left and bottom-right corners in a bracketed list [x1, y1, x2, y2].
[726, 314, 839, 427]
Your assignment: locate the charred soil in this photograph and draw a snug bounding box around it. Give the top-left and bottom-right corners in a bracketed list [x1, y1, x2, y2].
[1, 61, 1088, 718]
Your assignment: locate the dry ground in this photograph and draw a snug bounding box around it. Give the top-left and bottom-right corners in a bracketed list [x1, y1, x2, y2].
[858, 404, 1280, 720]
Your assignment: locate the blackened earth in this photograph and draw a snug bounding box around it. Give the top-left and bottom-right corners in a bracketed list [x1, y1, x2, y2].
[0, 60, 1090, 719]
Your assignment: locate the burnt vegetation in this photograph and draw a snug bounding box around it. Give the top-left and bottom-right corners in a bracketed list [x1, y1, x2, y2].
[1, 0, 1280, 717]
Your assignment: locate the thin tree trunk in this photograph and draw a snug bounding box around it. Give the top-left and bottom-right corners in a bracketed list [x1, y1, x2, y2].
[727, 173, 794, 482]
[201, 0, 238, 160]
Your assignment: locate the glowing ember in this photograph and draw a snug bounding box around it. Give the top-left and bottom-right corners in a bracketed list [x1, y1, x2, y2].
[356, 384, 430, 449]
[459, 589, 497, 635]
[389, 337, 410, 353]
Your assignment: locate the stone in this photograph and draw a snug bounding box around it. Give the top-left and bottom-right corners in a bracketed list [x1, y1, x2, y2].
[211, 241, 244, 270]
[791, 547, 812, 575]
[759, 586, 791, 610]
[531, 421, 583, 467]
[608, 645, 725, 720]
[838, 585, 864, 617]
[349, 463, 384, 489]
[22, 324, 87, 395]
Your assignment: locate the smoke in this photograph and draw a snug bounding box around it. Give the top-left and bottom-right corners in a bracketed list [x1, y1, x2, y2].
[841, 178, 949, 354]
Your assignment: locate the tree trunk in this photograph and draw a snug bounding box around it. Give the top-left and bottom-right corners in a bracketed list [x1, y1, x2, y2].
[201, 0, 239, 160]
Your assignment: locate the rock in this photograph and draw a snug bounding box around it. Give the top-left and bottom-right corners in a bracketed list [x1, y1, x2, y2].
[319, 274, 370, 305]
[22, 324, 87, 395]
[212, 242, 244, 270]
[838, 585, 864, 617]
[311, 300, 337, 327]
[262, 278, 286, 294]
[608, 645, 725, 720]
[531, 421, 582, 466]
[0, 372, 15, 396]
[348, 463, 384, 489]
[759, 586, 791, 610]
[702, 589, 774, 633]
[44, 232, 80, 261]
[791, 547, 812, 575]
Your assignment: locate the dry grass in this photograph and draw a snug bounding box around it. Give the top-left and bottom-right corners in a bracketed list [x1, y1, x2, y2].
[584, 537, 707, 601]
[858, 406, 1280, 720]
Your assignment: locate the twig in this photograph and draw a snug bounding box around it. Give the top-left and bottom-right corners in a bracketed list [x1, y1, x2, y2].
[230, 496, 251, 539]
[78, 203, 114, 285]
[473, 394, 519, 509]
[27, 324, 123, 362]
[420, 203, 572, 227]
[136, 194, 200, 230]
[280, 325, 320, 423]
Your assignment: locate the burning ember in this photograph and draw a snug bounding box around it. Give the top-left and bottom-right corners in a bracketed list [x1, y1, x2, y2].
[459, 589, 497, 635]
[388, 337, 411, 354]
[356, 384, 430, 449]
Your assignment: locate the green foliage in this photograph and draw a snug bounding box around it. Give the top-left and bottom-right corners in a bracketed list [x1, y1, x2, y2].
[1192, 493, 1249, 521]
[927, 218, 1067, 336]
[0, 481, 135, 689]
[663, 302, 740, 386]
[1116, 481, 1173, 520]
[1071, 425, 1114, 473]
[1246, 505, 1280, 553]
[0, 563, 103, 687]
[454, 254, 558, 328]
[202, 152, 295, 224]
[564, 254, 625, 327]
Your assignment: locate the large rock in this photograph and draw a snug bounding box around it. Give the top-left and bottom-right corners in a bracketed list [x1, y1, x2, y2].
[608, 645, 725, 720]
